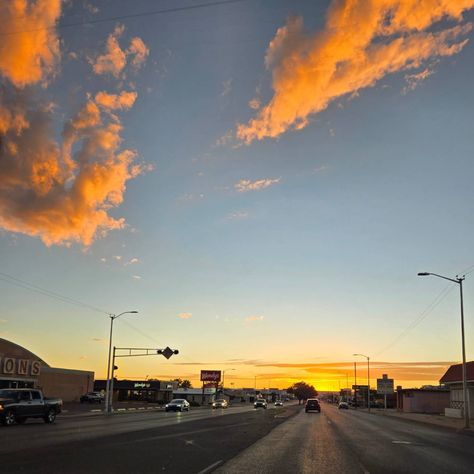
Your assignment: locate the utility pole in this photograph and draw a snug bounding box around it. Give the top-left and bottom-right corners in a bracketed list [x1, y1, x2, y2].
[354, 361, 357, 409]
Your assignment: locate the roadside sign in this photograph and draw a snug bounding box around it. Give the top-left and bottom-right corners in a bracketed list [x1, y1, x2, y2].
[377, 374, 394, 395]
[200, 370, 221, 382]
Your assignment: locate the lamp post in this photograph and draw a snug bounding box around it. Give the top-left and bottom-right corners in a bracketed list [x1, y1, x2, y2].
[354, 354, 370, 412]
[104, 311, 138, 414]
[418, 271, 470, 429]
[222, 368, 235, 393]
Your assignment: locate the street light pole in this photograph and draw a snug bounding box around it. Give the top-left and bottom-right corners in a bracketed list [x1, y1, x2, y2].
[354, 354, 370, 412]
[418, 272, 470, 429]
[104, 311, 138, 414]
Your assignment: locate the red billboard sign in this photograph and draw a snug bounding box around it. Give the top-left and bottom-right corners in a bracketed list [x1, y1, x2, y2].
[200, 370, 221, 382]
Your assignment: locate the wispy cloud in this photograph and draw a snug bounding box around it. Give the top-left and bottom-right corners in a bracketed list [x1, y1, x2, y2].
[92, 338, 107, 345]
[125, 257, 140, 265]
[402, 67, 435, 94]
[131, 275, 142, 280]
[236, 1, 474, 143]
[235, 178, 281, 193]
[221, 78, 233, 97]
[178, 312, 192, 320]
[227, 210, 249, 220]
[313, 165, 329, 174]
[245, 315, 264, 323]
[0, 319, 8, 324]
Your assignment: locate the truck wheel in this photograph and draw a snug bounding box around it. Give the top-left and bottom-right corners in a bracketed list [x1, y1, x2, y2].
[44, 409, 56, 424]
[3, 410, 16, 426]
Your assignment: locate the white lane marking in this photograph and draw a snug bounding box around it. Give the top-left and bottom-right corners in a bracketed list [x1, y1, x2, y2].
[90, 409, 101, 412]
[197, 460, 223, 474]
[392, 440, 411, 444]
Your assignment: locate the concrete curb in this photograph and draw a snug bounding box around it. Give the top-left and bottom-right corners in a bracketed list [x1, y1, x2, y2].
[353, 407, 474, 436]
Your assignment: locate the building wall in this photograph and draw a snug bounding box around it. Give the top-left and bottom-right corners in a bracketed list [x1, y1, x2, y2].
[38, 367, 94, 402]
[448, 384, 474, 419]
[402, 391, 450, 414]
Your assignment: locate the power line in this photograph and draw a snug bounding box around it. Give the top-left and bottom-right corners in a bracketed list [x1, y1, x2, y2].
[0, 271, 109, 315]
[375, 283, 455, 356]
[0, 0, 249, 37]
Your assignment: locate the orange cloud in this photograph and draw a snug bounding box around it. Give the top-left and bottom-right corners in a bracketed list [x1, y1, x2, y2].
[128, 37, 150, 69]
[0, 0, 62, 87]
[0, 90, 146, 246]
[91, 25, 149, 77]
[0, 12, 150, 247]
[235, 177, 280, 192]
[178, 313, 192, 320]
[95, 91, 138, 111]
[237, 0, 474, 143]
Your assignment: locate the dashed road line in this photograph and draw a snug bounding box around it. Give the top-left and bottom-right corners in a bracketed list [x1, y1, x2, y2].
[197, 460, 223, 474]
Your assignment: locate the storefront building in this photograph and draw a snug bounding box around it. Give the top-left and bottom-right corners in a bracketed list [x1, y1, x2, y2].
[94, 379, 178, 403]
[0, 338, 94, 402]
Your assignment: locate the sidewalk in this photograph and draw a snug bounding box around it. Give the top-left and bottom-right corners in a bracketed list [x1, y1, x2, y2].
[355, 407, 474, 434]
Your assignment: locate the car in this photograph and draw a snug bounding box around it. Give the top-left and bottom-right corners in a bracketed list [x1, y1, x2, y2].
[165, 399, 190, 412]
[212, 399, 228, 409]
[80, 392, 104, 404]
[274, 400, 283, 406]
[254, 398, 267, 409]
[338, 401, 349, 409]
[305, 398, 321, 413]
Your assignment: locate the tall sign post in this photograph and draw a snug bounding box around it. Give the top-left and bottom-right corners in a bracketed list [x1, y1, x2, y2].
[200, 370, 221, 404]
[377, 374, 394, 410]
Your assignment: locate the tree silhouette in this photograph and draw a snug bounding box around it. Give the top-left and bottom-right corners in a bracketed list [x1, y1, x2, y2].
[287, 381, 318, 404]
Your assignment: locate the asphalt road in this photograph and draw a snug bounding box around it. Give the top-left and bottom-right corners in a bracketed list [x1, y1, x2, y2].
[0, 403, 299, 473]
[217, 402, 474, 474]
[1, 402, 473, 473]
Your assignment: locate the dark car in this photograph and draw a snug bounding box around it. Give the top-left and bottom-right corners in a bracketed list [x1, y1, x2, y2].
[0, 389, 62, 426]
[165, 399, 190, 412]
[305, 398, 321, 413]
[80, 392, 103, 404]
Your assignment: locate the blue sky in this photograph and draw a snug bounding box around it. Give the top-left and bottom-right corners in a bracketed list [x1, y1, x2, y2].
[1, 0, 473, 389]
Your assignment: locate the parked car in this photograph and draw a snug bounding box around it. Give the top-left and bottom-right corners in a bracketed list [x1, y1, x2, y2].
[212, 399, 228, 409]
[305, 398, 321, 413]
[80, 392, 104, 404]
[338, 401, 349, 409]
[0, 388, 62, 426]
[254, 398, 267, 409]
[275, 400, 283, 406]
[165, 399, 190, 412]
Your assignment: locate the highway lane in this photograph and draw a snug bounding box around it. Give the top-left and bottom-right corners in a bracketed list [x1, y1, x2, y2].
[217, 402, 474, 474]
[0, 403, 300, 473]
[0, 403, 266, 454]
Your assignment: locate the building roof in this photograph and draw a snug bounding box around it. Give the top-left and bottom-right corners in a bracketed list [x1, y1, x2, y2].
[0, 338, 49, 366]
[439, 361, 474, 384]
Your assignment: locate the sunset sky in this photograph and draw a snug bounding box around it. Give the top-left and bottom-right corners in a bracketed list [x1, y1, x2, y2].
[1, 0, 474, 391]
